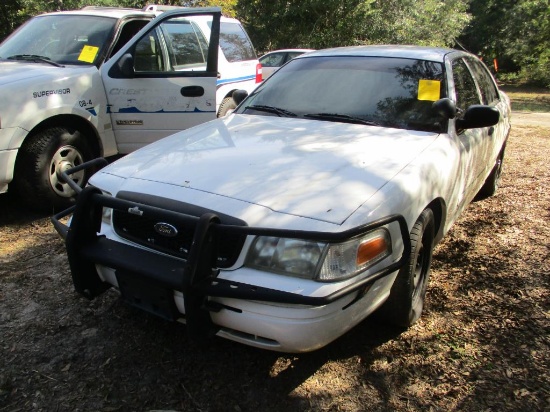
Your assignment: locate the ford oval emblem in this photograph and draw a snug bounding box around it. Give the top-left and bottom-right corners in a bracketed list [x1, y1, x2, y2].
[154, 222, 178, 237]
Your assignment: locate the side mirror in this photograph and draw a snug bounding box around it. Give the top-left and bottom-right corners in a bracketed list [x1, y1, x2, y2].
[457, 105, 500, 130]
[432, 98, 457, 119]
[117, 53, 135, 78]
[232, 89, 248, 106]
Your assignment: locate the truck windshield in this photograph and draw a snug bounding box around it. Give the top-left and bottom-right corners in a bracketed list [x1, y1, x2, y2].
[238, 56, 447, 133]
[0, 15, 116, 66]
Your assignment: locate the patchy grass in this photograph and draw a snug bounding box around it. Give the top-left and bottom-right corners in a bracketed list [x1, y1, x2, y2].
[500, 85, 550, 112]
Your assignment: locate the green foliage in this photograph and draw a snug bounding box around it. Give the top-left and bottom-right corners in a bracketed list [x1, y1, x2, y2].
[1, 0, 548, 87]
[236, 0, 470, 52]
[460, 0, 550, 87]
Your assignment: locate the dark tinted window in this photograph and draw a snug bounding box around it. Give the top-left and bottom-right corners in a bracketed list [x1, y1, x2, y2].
[466, 57, 499, 105]
[219, 22, 257, 62]
[238, 56, 447, 132]
[453, 58, 480, 110]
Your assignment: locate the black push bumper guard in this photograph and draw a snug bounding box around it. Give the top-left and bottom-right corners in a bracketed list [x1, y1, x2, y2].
[51, 159, 411, 339]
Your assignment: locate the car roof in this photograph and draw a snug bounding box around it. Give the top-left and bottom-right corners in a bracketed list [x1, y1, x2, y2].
[262, 49, 315, 55]
[299, 45, 466, 63]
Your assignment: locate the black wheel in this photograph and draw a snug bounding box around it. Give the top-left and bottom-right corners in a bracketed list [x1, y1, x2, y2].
[476, 147, 505, 200]
[217, 96, 237, 117]
[376, 208, 435, 327]
[14, 127, 95, 212]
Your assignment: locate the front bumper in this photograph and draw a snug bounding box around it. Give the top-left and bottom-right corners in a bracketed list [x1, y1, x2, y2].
[52, 159, 411, 351]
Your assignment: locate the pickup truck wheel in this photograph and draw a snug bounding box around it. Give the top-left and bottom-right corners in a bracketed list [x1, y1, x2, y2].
[476, 148, 505, 200]
[15, 127, 94, 211]
[217, 96, 237, 117]
[375, 208, 435, 327]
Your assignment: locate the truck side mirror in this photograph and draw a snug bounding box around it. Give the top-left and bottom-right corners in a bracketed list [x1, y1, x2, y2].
[117, 53, 135, 78]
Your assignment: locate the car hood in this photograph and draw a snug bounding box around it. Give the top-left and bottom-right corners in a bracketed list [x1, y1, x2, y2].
[0, 61, 85, 85]
[98, 115, 438, 225]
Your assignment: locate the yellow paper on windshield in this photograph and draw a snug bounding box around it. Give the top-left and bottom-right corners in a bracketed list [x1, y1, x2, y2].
[78, 45, 99, 63]
[418, 79, 440, 101]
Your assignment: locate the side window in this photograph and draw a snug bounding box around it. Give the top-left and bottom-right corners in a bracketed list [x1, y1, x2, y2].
[452, 58, 480, 111]
[110, 19, 150, 58]
[162, 20, 208, 70]
[466, 58, 499, 105]
[134, 30, 165, 72]
[260, 53, 285, 67]
[219, 22, 257, 62]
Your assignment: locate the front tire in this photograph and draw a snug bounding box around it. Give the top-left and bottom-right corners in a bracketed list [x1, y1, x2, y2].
[14, 127, 95, 212]
[376, 208, 435, 327]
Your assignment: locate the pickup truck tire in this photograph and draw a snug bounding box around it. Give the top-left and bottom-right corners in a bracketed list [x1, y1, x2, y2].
[217, 96, 237, 117]
[375, 208, 435, 327]
[14, 127, 95, 211]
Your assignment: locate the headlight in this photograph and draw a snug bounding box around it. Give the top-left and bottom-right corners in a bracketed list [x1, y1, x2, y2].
[246, 237, 325, 278]
[245, 229, 392, 281]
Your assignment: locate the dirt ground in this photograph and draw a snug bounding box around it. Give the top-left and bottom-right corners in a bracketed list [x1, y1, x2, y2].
[0, 114, 548, 412]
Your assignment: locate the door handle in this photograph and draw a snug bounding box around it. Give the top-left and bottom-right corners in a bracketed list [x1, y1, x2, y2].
[181, 86, 205, 97]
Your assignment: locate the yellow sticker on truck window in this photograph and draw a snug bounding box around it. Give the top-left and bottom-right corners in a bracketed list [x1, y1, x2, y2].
[78, 45, 99, 63]
[418, 79, 441, 101]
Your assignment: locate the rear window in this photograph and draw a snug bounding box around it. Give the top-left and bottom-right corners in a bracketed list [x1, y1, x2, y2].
[219, 22, 257, 62]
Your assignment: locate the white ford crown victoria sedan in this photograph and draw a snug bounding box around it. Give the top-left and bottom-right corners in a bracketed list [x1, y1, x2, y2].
[53, 46, 511, 353]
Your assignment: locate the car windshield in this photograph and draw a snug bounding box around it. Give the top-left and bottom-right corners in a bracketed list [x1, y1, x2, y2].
[237, 56, 447, 132]
[0, 15, 116, 66]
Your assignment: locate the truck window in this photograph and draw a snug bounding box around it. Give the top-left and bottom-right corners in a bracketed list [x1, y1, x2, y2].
[134, 31, 165, 72]
[110, 19, 150, 58]
[218, 22, 257, 62]
[162, 20, 208, 70]
[0, 15, 116, 66]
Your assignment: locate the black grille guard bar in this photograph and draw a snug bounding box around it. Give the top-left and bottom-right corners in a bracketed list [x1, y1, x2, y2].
[51, 159, 412, 307]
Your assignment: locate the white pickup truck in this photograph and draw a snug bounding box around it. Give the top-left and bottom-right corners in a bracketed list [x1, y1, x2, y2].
[0, 6, 261, 210]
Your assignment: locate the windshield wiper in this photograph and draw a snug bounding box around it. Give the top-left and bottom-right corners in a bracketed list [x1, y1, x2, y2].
[7, 55, 64, 67]
[304, 113, 380, 126]
[245, 105, 297, 117]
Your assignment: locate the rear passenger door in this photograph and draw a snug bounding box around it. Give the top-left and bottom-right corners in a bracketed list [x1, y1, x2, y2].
[465, 57, 510, 176]
[101, 8, 220, 154]
[452, 57, 486, 204]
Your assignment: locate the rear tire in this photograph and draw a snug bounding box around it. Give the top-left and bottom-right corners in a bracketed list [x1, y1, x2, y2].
[14, 127, 95, 212]
[217, 96, 237, 117]
[476, 147, 505, 200]
[376, 208, 435, 327]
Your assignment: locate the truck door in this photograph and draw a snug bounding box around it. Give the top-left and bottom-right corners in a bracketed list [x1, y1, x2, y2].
[101, 8, 220, 153]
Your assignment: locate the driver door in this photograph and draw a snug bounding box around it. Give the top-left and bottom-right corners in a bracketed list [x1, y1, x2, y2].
[101, 8, 220, 153]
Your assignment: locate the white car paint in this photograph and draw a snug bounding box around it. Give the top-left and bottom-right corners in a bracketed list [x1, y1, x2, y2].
[55, 46, 511, 352]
